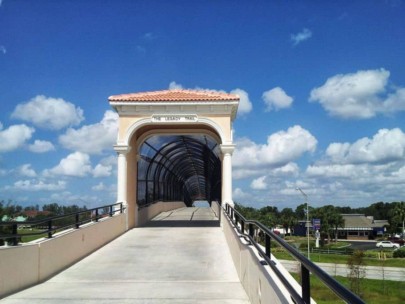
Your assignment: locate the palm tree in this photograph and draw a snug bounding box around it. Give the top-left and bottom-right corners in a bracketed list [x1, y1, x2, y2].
[394, 202, 405, 238]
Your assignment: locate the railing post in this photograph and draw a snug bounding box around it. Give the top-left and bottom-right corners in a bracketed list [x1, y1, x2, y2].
[12, 223, 18, 246]
[265, 234, 271, 258]
[75, 213, 80, 229]
[48, 220, 53, 238]
[95, 209, 99, 222]
[249, 223, 254, 239]
[241, 219, 245, 234]
[120, 203, 123, 213]
[109, 205, 113, 217]
[301, 264, 310, 304]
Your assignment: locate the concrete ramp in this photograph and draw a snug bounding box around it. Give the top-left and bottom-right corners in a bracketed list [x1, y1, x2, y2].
[1, 207, 250, 303]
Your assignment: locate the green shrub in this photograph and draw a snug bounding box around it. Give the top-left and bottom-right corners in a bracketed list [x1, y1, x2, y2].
[393, 247, 405, 258]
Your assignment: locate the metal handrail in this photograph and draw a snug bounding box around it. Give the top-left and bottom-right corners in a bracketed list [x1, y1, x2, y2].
[225, 204, 364, 304]
[0, 202, 124, 246]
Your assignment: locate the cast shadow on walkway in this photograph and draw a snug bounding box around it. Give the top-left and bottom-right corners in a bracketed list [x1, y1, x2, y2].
[143, 220, 220, 227]
[142, 207, 220, 227]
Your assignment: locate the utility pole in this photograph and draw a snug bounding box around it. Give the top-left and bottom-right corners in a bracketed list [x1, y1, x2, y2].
[296, 188, 310, 260]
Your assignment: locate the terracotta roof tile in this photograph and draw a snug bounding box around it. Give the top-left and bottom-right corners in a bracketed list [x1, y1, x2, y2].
[109, 89, 239, 102]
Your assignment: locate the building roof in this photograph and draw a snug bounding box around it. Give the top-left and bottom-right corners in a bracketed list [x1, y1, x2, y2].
[108, 89, 240, 102]
[342, 214, 373, 230]
[339, 214, 389, 231]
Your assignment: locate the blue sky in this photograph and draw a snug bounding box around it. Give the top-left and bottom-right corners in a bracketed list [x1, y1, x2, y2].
[1, 0, 405, 209]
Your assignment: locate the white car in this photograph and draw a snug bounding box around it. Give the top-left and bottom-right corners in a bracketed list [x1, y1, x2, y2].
[376, 241, 400, 249]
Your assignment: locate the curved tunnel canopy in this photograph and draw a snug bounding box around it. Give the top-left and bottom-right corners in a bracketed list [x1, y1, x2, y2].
[137, 135, 222, 207]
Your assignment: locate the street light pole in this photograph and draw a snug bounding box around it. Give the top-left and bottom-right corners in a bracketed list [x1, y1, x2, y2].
[296, 188, 310, 260]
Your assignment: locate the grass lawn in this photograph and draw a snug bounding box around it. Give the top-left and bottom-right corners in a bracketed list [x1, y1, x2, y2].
[273, 249, 405, 267]
[291, 273, 405, 304]
[273, 237, 405, 267]
[17, 228, 48, 242]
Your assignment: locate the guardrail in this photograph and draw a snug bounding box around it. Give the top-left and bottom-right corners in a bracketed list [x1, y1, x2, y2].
[312, 248, 354, 255]
[0, 203, 124, 246]
[225, 204, 364, 304]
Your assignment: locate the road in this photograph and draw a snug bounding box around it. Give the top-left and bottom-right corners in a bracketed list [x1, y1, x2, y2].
[346, 240, 377, 251]
[279, 259, 405, 281]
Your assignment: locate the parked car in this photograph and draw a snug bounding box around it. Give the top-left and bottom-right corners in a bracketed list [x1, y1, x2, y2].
[376, 241, 400, 249]
[388, 237, 405, 246]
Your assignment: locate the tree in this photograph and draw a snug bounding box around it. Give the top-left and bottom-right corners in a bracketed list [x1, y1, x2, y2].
[42, 203, 63, 215]
[279, 208, 297, 235]
[393, 202, 405, 237]
[347, 250, 366, 297]
[295, 203, 307, 220]
[331, 212, 344, 242]
[312, 205, 343, 243]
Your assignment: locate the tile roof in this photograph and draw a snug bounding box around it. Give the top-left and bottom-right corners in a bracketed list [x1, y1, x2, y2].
[109, 89, 239, 102]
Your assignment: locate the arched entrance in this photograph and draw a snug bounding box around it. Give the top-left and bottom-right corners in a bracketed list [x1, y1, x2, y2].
[109, 89, 239, 228]
[137, 134, 222, 207]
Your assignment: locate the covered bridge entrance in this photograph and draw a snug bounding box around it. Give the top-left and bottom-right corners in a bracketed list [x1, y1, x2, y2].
[109, 89, 240, 228]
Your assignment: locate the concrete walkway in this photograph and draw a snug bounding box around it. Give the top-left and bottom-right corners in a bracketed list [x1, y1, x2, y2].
[1, 207, 250, 303]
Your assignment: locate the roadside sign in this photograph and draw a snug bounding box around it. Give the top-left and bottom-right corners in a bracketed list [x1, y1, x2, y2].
[313, 218, 321, 230]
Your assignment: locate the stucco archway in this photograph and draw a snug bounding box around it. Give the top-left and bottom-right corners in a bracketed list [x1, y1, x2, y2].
[109, 89, 239, 228]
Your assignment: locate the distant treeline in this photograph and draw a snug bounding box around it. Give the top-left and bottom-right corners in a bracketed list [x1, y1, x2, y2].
[0, 200, 88, 220]
[235, 201, 405, 236]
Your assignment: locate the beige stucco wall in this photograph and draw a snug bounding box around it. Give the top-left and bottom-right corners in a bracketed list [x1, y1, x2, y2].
[118, 111, 231, 228]
[137, 201, 186, 226]
[0, 214, 126, 299]
[117, 114, 232, 145]
[0, 244, 39, 299]
[126, 135, 138, 229]
[221, 208, 303, 304]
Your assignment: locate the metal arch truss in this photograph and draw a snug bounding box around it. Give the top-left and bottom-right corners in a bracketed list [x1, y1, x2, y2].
[137, 135, 222, 207]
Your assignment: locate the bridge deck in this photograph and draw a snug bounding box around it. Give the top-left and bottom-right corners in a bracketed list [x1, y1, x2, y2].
[2, 207, 250, 303]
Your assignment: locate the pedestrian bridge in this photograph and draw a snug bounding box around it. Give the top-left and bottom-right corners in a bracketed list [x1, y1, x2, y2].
[0, 89, 364, 303]
[0, 203, 363, 303]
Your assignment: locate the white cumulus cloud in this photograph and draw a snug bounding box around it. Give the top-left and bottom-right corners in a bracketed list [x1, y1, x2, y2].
[0, 123, 35, 153]
[92, 163, 112, 177]
[28, 140, 55, 153]
[45, 152, 92, 177]
[233, 125, 317, 169]
[262, 87, 293, 111]
[169, 81, 183, 89]
[231, 88, 253, 116]
[167, 82, 253, 116]
[233, 187, 250, 201]
[291, 28, 312, 46]
[273, 162, 300, 177]
[92, 182, 107, 191]
[250, 176, 268, 190]
[309, 69, 405, 119]
[326, 128, 405, 164]
[16, 164, 37, 177]
[59, 110, 118, 154]
[8, 179, 66, 191]
[11, 95, 84, 130]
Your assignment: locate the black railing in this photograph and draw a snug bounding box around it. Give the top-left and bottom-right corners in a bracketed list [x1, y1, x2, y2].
[0, 203, 124, 246]
[225, 204, 364, 304]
